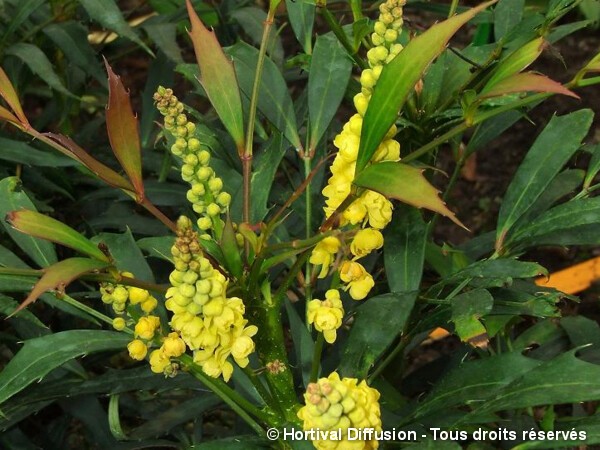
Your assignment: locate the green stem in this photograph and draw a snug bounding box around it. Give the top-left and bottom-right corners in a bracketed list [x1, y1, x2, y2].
[368, 334, 410, 382]
[242, 365, 278, 410]
[303, 156, 313, 330]
[318, 5, 368, 70]
[310, 332, 325, 382]
[61, 294, 132, 333]
[179, 354, 271, 433]
[448, 0, 460, 17]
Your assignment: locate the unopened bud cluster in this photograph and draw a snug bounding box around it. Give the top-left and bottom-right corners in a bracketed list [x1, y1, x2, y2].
[298, 372, 382, 450]
[316, 0, 406, 301]
[164, 216, 256, 381]
[154, 86, 231, 234]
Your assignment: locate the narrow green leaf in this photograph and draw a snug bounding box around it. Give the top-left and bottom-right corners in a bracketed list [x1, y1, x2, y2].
[284, 300, 314, 387]
[494, 0, 524, 40]
[467, 351, 600, 417]
[104, 60, 144, 200]
[0, 330, 129, 406]
[230, 7, 284, 63]
[507, 197, 600, 248]
[356, 1, 495, 172]
[7, 210, 109, 262]
[353, 161, 466, 229]
[0, 138, 78, 167]
[496, 109, 594, 248]
[0, 177, 57, 268]
[584, 144, 600, 189]
[6, 43, 75, 98]
[450, 289, 493, 343]
[0, 0, 46, 46]
[94, 229, 154, 282]
[251, 134, 287, 222]
[308, 33, 352, 152]
[484, 37, 545, 89]
[384, 205, 426, 292]
[43, 22, 106, 85]
[414, 352, 541, 419]
[340, 292, 416, 378]
[16, 258, 109, 313]
[466, 110, 522, 153]
[285, 0, 315, 52]
[137, 236, 174, 262]
[78, 0, 153, 55]
[143, 22, 183, 64]
[186, 0, 245, 149]
[228, 43, 301, 150]
[445, 259, 547, 284]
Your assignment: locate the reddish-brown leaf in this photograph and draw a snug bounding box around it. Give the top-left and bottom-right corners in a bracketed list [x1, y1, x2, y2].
[0, 66, 29, 127]
[13, 258, 110, 314]
[45, 133, 134, 192]
[104, 59, 144, 201]
[480, 72, 579, 99]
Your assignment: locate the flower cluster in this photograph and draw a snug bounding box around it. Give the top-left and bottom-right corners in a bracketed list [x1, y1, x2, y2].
[315, 0, 406, 301]
[298, 371, 382, 450]
[307, 289, 344, 344]
[164, 216, 256, 381]
[154, 86, 231, 234]
[100, 274, 170, 369]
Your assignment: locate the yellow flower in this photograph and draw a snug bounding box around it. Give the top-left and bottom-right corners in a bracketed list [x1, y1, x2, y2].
[162, 332, 186, 357]
[350, 228, 384, 259]
[231, 325, 258, 367]
[310, 236, 341, 278]
[339, 261, 375, 300]
[307, 290, 344, 344]
[127, 339, 147, 360]
[112, 317, 126, 331]
[298, 371, 382, 450]
[141, 296, 158, 313]
[149, 349, 171, 374]
[135, 316, 161, 340]
[128, 287, 149, 305]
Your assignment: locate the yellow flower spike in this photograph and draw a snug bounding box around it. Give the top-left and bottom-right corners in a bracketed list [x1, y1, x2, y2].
[310, 236, 342, 278]
[127, 339, 148, 360]
[350, 228, 384, 259]
[307, 290, 344, 344]
[339, 261, 375, 300]
[298, 372, 382, 450]
[112, 317, 126, 331]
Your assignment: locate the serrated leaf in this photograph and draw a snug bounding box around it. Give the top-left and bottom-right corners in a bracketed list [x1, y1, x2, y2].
[480, 72, 578, 99]
[78, 0, 153, 55]
[450, 289, 493, 345]
[356, 1, 495, 173]
[494, 0, 524, 40]
[353, 161, 466, 229]
[308, 33, 352, 152]
[7, 210, 109, 262]
[143, 22, 183, 63]
[186, 0, 245, 149]
[137, 236, 174, 262]
[5, 43, 75, 98]
[0, 330, 129, 407]
[104, 60, 144, 200]
[0, 177, 57, 268]
[384, 205, 426, 292]
[16, 258, 109, 313]
[228, 43, 300, 150]
[339, 292, 416, 379]
[496, 109, 594, 249]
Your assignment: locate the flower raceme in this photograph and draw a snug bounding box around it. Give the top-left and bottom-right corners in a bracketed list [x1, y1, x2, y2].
[313, 0, 406, 301]
[298, 372, 382, 450]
